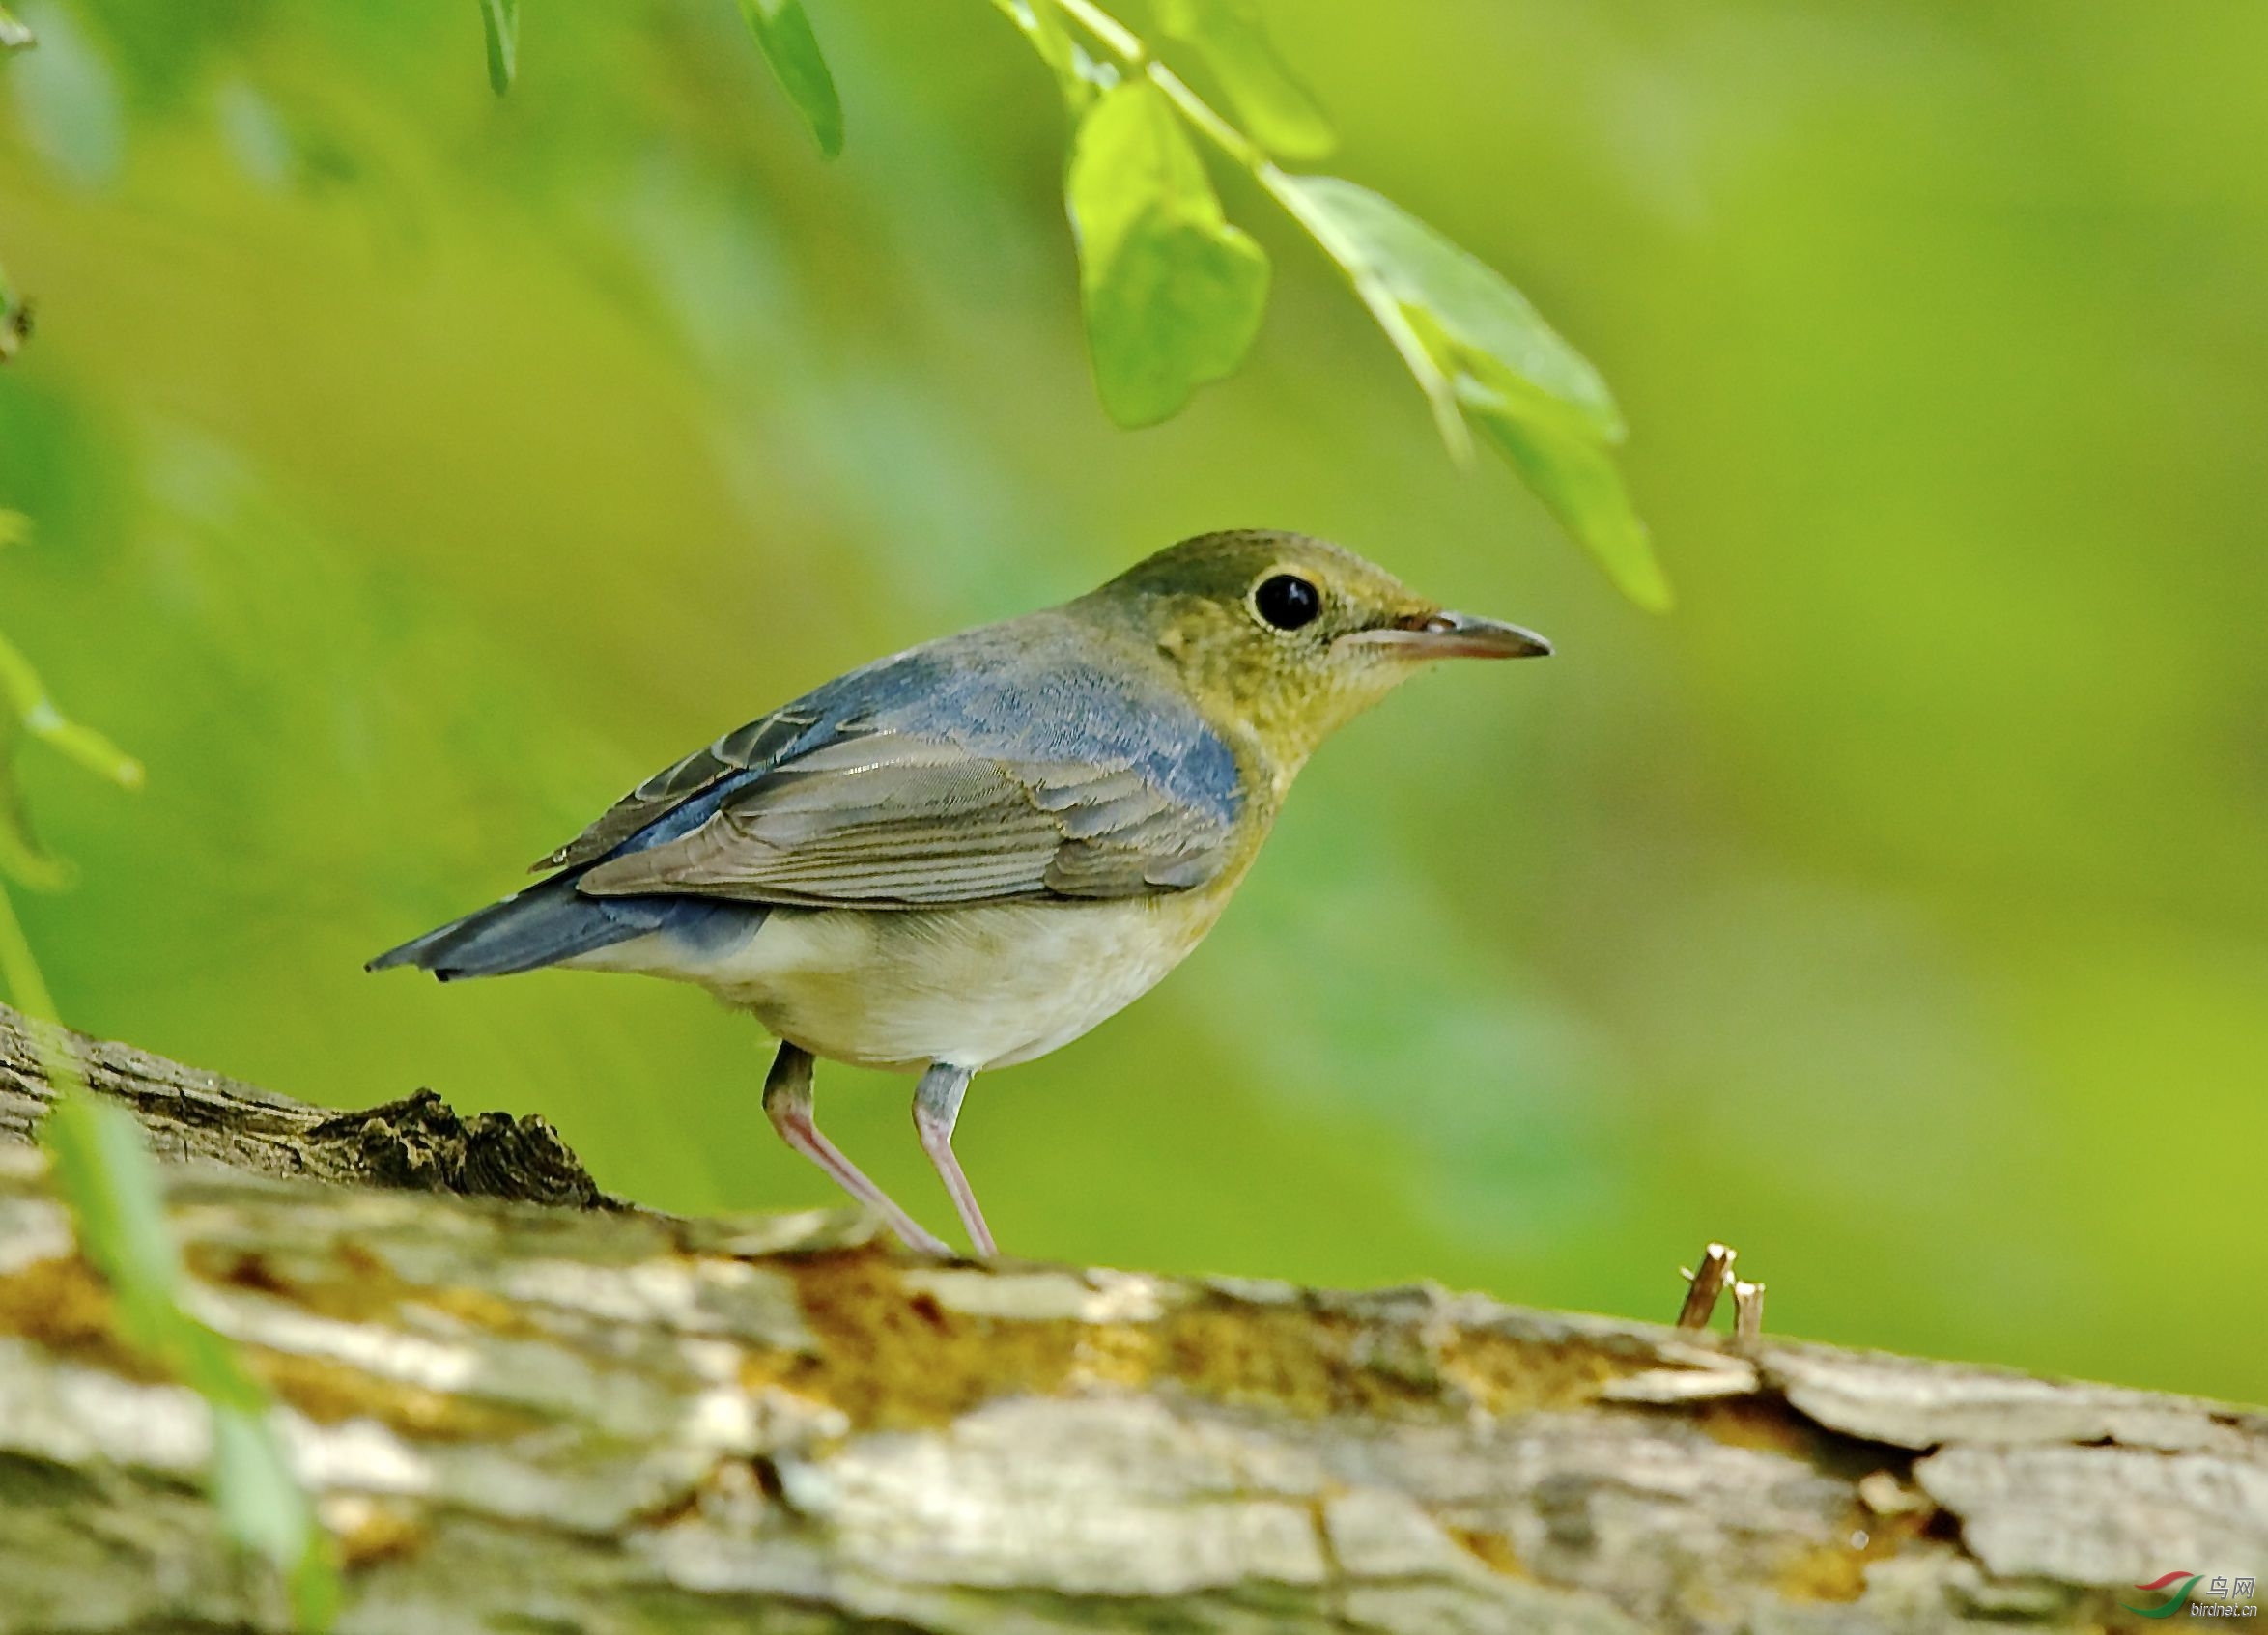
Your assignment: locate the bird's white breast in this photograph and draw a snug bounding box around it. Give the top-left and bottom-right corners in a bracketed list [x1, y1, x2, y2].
[570, 893, 1228, 1072]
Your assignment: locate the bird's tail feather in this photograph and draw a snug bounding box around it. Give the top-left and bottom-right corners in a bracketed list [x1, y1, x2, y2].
[368, 875, 762, 981]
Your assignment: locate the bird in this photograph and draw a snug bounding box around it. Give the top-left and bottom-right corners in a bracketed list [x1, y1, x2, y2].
[371, 529, 1550, 1256]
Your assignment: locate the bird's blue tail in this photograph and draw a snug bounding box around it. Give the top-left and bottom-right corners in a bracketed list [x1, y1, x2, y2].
[368, 873, 763, 981]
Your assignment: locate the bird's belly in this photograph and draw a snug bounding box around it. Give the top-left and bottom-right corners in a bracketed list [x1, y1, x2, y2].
[625, 896, 1225, 1071]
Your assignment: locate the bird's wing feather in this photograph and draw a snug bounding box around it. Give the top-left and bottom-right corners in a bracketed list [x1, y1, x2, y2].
[553, 622, 1246, 907]
[530, 706, 823, 873]
[576, 727, 1234, 904]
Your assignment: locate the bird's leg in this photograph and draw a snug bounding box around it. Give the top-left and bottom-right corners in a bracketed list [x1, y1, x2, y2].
[762, 1041, 949, 1256]
[911, 1062, 996, 1259]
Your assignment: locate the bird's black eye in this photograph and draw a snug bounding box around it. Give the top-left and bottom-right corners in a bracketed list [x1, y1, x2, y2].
[1254, 573, 1321, 631]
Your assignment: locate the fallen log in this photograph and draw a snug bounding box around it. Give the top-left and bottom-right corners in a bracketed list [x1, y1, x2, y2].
[2, 1000, 2261, 1633]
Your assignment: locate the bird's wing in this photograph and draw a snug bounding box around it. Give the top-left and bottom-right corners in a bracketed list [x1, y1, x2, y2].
[529, 705, 823, 874]
[576, 728, 1235, 904]
[548, 625, 1247, 907]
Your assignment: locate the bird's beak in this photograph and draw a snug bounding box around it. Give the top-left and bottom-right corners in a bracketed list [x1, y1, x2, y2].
[1340, 610, 1553, 661]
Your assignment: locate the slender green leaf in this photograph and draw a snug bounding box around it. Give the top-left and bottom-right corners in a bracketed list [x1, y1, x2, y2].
[0, 264, 26, 365]
[0, 5, 33, 52]
[1025, 0, 1074, 79]
[283, 1524, 345, 1632]
[0, 783, 70, 890]
[1154, 0, 1332, 159]
[1274, 173, 1663, 605]
[42, 1092, 181, 1351]
[214, 1406, 309, 1564]
[478, 0, 517, 96]
[1282, 175, 1620, 438]
[0, 621, 145, 889]
[214, 1402, 335, 1631]
[1067, 78, 1270, 427]
[1458, 378, 1669, 610]
[0, 734, 335, 1629]
[38, 1083, 337, 1627]
[41, 1094, 338, 1626]
[990, 0, 1095, 109]
[737, 0, 844, 158]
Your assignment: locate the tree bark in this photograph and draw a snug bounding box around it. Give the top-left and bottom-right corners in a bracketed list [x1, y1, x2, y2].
[1, 1001, 2262, 1633]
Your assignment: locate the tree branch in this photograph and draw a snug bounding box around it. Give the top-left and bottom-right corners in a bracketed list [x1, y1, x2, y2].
[1, 999, 2262, 1632]
[0, 1003, 612, 1207]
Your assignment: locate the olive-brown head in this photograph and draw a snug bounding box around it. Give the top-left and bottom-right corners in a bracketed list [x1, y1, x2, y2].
[1070, 528, 1549, 780]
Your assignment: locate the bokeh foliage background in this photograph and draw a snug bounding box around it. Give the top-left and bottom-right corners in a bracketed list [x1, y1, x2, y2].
[2, 0, 2263, 1401]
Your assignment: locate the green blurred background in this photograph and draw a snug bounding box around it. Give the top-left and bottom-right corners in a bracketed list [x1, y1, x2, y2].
[3, 0, 2263, 1401]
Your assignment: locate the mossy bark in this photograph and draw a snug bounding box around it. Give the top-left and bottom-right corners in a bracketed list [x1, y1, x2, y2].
[2, 1001, 2263, 1633]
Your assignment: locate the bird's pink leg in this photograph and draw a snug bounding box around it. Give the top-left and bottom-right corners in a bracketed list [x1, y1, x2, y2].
[913, 1062, 996, 1259]
[763, 1042, 949, 1256]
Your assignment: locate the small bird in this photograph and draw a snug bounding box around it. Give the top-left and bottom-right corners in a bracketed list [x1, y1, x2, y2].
[372, 530, 1548, 1255]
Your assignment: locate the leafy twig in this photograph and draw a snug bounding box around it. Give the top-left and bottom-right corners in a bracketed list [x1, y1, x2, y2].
[1031, 0, 1667, 606]
[465, 0, 1665, 603]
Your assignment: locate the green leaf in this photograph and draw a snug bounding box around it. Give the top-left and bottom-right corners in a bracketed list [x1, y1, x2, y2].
[477, 0, 517, 96]
[214, 1403, 336, 1630]
[737, 0, 844, 158]
[1273, 174, 1664, 606]
[0, 740, 330, 1629]
[1458, 378, 1669, 611]
[42, 1092, 183, 1354]
[214, 1407, 309, 1565]
[1067, 79, 1270, 427]
[990, 0, 1094, 110]
[1154, 0, 1332, 160]
[1283, 176, 1621, 438]
[39, 1087, 337, 1627]
[0, 625, 145, 889]
[0, 264, 26, 366]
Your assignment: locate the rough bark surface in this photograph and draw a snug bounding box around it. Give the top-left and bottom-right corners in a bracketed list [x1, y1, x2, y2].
[1, 1001, 2262, 1634]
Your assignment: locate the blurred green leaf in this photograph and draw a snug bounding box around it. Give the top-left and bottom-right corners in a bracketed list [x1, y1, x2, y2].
[0, 797, 69, 891]
[478, 0, 517, 96]
[990, 0, 1095, 110]
[0, 546, 332, 1627]
[1274, 174, 1663, 605]
[43, 1093, 272, 1410]
[42, 1091, 183, 1352]
[41, 1091, 338, 1627]
[1282, 176, 1621, 439]
[0, 264, 26, 366]
[1154, 0, 1332, 159]
[214, 1403, 335, 1630]
[0, 610, 146, 889]
[1457, 376, 1668, 610]
[39, 1080, 336, 1627]
[737, 0, 844, 158]
[1067, 78, 1270, 427]
[0, 6, 31, 53]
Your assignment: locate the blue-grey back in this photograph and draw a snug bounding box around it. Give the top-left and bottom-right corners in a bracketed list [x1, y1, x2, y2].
[540, 613, 1245, 901]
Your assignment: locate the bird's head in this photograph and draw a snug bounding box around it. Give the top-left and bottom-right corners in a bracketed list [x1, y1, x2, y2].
[1074, 529, 1550, 777]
